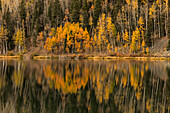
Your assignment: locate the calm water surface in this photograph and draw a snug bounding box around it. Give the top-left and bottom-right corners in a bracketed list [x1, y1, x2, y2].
[0, 59, 169, 113]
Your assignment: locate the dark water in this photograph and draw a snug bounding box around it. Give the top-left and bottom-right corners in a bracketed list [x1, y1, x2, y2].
[0, 59, 169, 113]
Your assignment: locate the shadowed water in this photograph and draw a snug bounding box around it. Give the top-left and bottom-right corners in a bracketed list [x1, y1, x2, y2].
[0, 59, 169, 113]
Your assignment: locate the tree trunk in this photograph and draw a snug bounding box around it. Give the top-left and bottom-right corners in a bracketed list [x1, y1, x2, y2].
[5, 39, 7, 55]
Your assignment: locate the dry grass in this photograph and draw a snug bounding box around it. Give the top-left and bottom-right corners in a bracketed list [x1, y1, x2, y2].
[0, 52, 169, 61]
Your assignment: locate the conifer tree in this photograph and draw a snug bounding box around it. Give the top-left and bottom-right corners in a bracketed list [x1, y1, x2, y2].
[3, 8, 15, 50]
[38, 0, 44, 16]
[93, 0, 102, 27]
[52, 0, 63, 27]
[48, 0, 52, 22]
[19, 0, 26, 21]
[71, 0, 80, 23]
[82, 0, 89, 29]
[0, 26, 8, 55]
[0, 0, 2, 11]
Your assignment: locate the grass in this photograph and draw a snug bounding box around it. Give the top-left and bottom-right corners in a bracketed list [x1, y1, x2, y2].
[33, 55, 59, 60]
[0, 55, 22, 60]
[0, 53, 169, 60]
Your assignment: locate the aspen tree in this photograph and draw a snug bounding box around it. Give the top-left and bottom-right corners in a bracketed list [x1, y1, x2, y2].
[37, 32, 44, 49]
[164, 0, 168, 38]
[123, 29, 129, 47]
[13, 29, 24, 53]
[156, 0, 162, 39]
[0, 26, 8, 55]
[142, 39, 145, 53]
[126, 0, 131, 43]
[149, 2, 156, 47]
[130, 31, 137, 53]
[116, 32, 121, 47]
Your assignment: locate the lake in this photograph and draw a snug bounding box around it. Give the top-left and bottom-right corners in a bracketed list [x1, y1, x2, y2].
[0, 59, 169, 113]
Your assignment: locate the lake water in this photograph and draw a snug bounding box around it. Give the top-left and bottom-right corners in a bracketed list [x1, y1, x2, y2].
[0, 59, 169, 113]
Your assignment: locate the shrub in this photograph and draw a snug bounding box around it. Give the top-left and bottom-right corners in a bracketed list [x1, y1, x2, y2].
[146, 47, 149, 54]
[6, 51, 14, 56]
[116, 53, 124, 57]
[108, 51, 117, 56]
[128, 54, 138, 57]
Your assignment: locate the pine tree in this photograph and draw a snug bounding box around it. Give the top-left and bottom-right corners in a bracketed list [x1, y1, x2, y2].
[0, 0, 2, 11]
[82, 0, 89, 29]
[71, 0, 80, 23]
[19, 0, 26, 21]
[38, 0, 44, 16]
[48, 0, 52, 22]
[3, 7, 15, 50]
[52, 0, 63, 27]
[93, 0, 102, 27]
[0, 26, 8, 55]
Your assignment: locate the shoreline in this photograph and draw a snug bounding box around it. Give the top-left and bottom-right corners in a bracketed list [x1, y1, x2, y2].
[0, 55, 170, 60]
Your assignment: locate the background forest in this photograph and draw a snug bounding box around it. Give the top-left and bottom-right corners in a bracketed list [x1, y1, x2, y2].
[0, 0, 169, 55]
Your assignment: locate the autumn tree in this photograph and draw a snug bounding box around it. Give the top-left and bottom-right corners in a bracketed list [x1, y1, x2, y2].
[106, 15, 117, 51]
[130, 31, 137, 53]
[0, 26, 8, 55]
[13, 29, 26, 53]
[123, 29, 129, 48]
[149, 2, 156, 47]
[36, 32, 45, 49]
[130, 27, 140, 53]
[44, 22, 90, 54]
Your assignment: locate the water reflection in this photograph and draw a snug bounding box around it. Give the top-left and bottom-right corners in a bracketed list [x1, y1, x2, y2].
[0, 60, 169, 113]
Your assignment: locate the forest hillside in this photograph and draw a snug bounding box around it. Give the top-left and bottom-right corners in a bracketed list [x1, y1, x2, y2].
[0, 0, 169, 56]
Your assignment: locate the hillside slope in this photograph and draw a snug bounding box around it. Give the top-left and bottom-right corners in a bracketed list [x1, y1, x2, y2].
[150, 37, 170, 56]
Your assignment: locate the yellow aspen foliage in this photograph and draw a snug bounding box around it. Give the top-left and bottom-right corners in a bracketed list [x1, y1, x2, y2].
[116, 32, 121, 46]
[146, 47, 149, 54]
[123, 29, 129, 47]
[13, 29, 25, 53]
[49, 28, 56, 37]
[0, 26, 8, 40]
[142, 40, 145, 52]
[132, 0, 138, 10]
[138, 17, 145, 31]
[115, 46, 118, 52]
[137, 42, 141, 51]
[44, 22, 90, 53]
[149, 3, 156, 19]
[44, 37, 53, 52]
[89, 15, 93, 26]
[156, 0, 161, 7]
[126, 0, 131, 5]
[135, 28, 141, 51]
[79, 14, 83, 26]
[130, 31, 137, 53]
[141, 0, 146, 4]
[107, 44, 111, 52]
[37, 32, 45, 49]
[0, 26, 8, 54]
